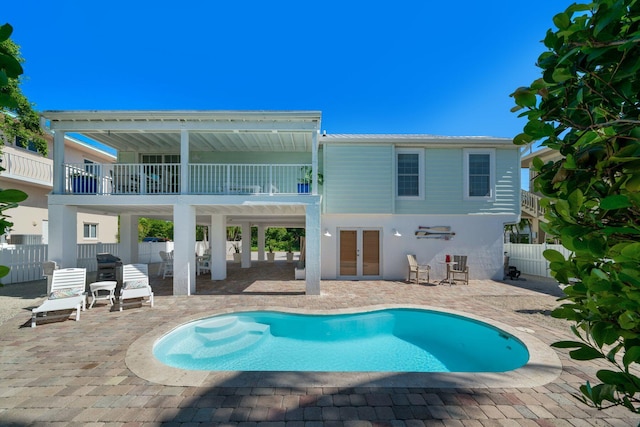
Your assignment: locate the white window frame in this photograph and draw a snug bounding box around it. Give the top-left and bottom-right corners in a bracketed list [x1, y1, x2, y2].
[83, 223, 98, 240]
[396, 148, 424, 200]
[463, 148, 495, 201]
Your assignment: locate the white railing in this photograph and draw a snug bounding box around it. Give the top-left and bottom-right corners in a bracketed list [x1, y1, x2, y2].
[504, 242, 572, 278]
[189, 163, 311, 194]
[64, 163, 181, 195]
[63, 162, 314, 195]
[521, 189, 545, 218]
[1, 151, 53, 186]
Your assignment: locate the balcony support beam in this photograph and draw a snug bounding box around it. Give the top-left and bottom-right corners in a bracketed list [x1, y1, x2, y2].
[173, 204, 196, 295]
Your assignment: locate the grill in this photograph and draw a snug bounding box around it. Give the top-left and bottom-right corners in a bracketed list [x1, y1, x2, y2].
[96, 253, 122, 281]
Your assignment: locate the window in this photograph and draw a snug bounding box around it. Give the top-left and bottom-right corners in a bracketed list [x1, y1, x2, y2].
[15, 136, 37, 153]
[83, 223, 98, 239]
[464, 149, 494, 200]
[396, 149, 424, 198]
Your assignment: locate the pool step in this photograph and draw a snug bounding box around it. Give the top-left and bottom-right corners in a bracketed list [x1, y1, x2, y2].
[193, 321, 270, 359]
[194, 316, 239, 333]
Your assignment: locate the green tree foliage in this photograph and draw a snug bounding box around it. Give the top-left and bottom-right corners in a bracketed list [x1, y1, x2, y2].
[511, 0, 640, 413]
[138, 218, 173, 241]
[0, 23, 46, 155]
[0, 23, 29, 280]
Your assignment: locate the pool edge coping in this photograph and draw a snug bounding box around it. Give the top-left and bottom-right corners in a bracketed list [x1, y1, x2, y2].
[125, 304, 563, 389]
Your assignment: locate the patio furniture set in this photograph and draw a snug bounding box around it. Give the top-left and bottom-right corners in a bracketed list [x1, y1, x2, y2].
[407, 254, 469, 286]
[31, 263, 154, 327]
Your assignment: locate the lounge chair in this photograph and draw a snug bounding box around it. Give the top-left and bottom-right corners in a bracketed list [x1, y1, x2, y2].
[407, 254, 430, 284]
[119, 264, 154, 311]
[448, 255, 469, 285]
[31, 268, 87, 328]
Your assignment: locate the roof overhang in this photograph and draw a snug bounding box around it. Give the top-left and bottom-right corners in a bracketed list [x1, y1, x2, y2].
[41, 110, 322, 154]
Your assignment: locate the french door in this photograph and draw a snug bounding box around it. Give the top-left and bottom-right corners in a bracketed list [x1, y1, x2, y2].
[338, 228, 381, 279]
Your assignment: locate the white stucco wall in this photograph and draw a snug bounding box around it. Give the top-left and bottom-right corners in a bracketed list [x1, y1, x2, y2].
[321, 213, 516, 281]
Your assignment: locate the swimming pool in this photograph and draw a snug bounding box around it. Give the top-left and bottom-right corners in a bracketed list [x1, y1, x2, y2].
[153, 308, 529, 372]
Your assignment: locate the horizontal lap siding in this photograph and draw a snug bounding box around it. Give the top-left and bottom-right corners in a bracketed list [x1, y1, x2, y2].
[324, 145, 393, 213]
[493, 149, 519, 215]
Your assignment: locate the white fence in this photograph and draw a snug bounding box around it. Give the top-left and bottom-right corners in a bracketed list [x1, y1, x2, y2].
[0, 241, 176, 285]
[503, 243, 572, 278]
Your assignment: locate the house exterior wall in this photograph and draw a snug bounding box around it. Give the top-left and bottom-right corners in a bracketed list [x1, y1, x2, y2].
[323, 145, 394, 213]
[321, 213, 515, 281]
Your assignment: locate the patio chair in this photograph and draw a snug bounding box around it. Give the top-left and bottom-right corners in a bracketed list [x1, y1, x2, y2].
[119, 264, 154, 311]
[158, 250, 173, 278]
[197, 254, 211, 275]
[31, 268, 87, 328]
[448, 255, 469, 285]
[407, 254, 430, 284]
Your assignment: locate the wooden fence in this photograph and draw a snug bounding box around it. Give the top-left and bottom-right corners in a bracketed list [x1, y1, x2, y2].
[503, 243, 572, 278]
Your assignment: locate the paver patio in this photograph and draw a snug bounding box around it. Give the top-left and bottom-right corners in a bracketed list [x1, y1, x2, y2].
[1, 258, 639, 426]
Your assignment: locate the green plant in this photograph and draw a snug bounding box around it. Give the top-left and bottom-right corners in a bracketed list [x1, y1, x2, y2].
[300, 166, 323, 185]
[511, 0, 640, 414]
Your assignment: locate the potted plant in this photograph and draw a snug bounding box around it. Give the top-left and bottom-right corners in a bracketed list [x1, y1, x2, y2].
[229, 241, 241, 263]
[297, 166, 323, 194]
[285, 240, 294, 263]
[266, 241, 276, 262]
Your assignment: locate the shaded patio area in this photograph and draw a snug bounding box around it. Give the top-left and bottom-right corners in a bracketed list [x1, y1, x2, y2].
[0, 261, 638, 426]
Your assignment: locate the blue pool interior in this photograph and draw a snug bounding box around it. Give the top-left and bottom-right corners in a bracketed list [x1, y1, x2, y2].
[153, 308, 530, 372]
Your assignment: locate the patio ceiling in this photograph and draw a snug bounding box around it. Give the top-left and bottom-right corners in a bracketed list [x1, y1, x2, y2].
[76, 198, 309, 227]
[42, 110, 322, 154]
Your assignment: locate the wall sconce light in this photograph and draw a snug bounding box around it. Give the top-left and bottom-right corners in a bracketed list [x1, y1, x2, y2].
[393, 229, 402, 237]
[323, 228, 332, 237]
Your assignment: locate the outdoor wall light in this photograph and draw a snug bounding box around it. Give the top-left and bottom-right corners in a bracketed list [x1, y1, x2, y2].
[323, 228, 332, 237]
[393, 229, 402, 237]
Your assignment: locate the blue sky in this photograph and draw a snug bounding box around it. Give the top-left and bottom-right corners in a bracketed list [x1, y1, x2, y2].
[6, 0, 574, 139]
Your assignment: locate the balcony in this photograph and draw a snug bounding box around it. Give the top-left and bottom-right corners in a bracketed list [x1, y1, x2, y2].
[1, 150, 53, 187]
[63, 163, 316, 195]
[521, 189, 545, 219]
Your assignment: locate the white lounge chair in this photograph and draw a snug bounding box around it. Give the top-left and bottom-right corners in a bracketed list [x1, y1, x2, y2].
[31, 268, 87, 328]
[119, 263, 154, 311]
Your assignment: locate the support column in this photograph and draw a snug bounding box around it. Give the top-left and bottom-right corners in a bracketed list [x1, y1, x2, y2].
[241, 222, 251, 268]
[173, 204, 196, 295]
[257, 224, 265, 261]
[211, 214, 227, 280]
[48, 204, 77, 268]
[52, 131, 66, 194]
[305, 200, 321, 295]
[180, 129, 189, 193]
[119, 214, 139, 263]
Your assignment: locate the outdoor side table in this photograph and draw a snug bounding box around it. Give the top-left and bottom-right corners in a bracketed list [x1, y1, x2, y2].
[89, 280, 117, 308]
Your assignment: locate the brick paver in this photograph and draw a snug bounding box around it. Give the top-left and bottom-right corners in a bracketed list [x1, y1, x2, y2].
[1, 262, 639, 426]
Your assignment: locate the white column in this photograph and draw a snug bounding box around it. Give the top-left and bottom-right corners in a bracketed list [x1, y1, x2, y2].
[53, 131, 66, 194]
[257, 224, 265, 261]
[173, 204, 196, 295]
[180, 129, 189, 193]
[311, 128, 319, 196]
[48, 204, 77, 268]
[305, 200, 321, 295]
[240, 222, 251, 268]
[210, 214, 227, 280]
[119, 214, 139, 263]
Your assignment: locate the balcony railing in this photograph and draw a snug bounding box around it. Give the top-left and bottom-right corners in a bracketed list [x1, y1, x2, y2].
[63, 163, 314, 195]
[521, 189, 545, 219]
[1, 151, 53, 186]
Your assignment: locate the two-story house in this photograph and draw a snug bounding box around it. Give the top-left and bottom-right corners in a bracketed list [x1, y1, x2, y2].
[0, 122, 118, 245]
[41, 110, 521, 295]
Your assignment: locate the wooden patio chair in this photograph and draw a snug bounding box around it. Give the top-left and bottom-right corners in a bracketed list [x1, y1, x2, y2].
[448, 255, 469, 285]
[407, 254, 430, 284]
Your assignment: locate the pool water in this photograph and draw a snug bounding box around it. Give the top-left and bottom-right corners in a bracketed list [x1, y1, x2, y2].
[153, 308, 529, 372]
